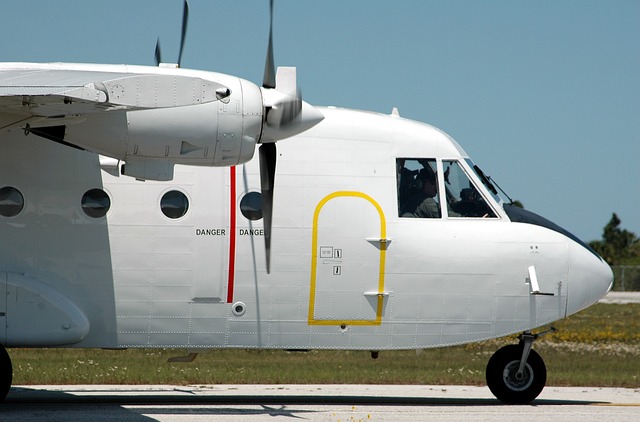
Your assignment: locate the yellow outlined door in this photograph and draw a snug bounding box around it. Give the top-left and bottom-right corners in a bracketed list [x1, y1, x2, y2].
[308, 192, 388, 326]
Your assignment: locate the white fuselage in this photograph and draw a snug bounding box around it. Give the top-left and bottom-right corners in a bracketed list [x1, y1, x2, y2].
[0, 104, 612, 350]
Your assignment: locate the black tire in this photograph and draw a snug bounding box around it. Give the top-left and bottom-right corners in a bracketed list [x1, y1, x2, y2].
[486, 344, 546, 404]
[0, 345, 11, 402]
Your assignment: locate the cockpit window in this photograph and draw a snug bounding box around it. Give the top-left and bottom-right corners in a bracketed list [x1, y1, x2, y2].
[465, 159, 503, 204]
[397, 158, 441, 218]
[443, 160, 497, 218]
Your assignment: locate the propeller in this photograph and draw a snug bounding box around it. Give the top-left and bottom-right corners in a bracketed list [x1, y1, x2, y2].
[259, 142, 276, 273]
[258, 0, 323, 274]
[177, 0, 189, 67]
[259, 0, 277, 274]
[155, 0, 189, 67]
[154, 38, 162, 65]
[263, 0, 276, 89]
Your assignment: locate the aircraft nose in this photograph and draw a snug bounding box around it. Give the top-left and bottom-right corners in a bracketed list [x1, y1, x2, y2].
[566, 241, 614, 316]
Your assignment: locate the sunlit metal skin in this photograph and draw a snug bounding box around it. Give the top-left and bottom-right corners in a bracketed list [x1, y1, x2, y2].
[0, 96, 614, 406]
[0, 0, 613, 405]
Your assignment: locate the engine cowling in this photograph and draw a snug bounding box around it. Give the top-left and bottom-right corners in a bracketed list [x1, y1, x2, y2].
[63, 75, 263, 180]
[56, 67, 323, 182]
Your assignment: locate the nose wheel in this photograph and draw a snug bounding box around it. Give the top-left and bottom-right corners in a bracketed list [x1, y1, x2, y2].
[486, 328, 555, 404]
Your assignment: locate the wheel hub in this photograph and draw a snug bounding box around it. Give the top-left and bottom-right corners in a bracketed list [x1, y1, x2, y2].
[503, 360, 534, 391]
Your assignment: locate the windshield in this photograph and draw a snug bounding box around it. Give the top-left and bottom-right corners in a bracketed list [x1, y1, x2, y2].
[443, 160, 497, 218]
[465, 159, 504, 204]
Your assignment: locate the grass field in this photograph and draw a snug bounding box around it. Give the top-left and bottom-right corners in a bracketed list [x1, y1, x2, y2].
[9, 303, 640, 388]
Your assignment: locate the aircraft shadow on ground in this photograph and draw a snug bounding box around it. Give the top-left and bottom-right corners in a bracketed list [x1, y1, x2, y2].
[5, 387, 607, 408]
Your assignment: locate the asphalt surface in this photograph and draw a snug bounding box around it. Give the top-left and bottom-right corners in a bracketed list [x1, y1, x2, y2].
[2, 384, 640, 421]
[598, 291, 640, 304]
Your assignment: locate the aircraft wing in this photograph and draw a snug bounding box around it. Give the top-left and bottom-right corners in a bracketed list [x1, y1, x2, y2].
[0, 64, 227, 130]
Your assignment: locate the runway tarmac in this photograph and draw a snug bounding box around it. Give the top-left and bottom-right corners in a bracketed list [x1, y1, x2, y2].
[598, 291, 640, 304]
[3, 384, 640, 421]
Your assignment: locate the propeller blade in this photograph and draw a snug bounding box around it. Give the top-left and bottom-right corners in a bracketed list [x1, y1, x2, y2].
[154, 37, 162, 66]
[259, 142, 277, 274]
[177, 0, 189, 67]
[256, 1, 323, 273]
[262, 0, 276, 88]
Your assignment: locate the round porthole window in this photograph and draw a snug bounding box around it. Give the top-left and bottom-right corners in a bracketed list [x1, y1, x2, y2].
[161, 190, 189, 219]
[81, 188, 110, 218]
[0, 186, 24, 217]
[240, 191, 262, 221]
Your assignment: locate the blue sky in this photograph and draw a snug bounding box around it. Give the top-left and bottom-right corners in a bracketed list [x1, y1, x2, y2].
[2, 0, 638, 242]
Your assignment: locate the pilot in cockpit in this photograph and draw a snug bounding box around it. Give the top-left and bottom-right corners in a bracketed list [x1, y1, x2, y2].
[401, 168, 441, 218]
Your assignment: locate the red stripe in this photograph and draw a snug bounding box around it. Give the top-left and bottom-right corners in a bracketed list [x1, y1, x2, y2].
[226, 166, 237, 303]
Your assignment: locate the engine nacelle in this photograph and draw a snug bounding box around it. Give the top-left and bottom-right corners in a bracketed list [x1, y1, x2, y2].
[63, 75, 263, 180]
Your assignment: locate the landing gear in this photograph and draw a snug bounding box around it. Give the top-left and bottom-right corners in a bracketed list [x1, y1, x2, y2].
[0, 345, 12, 402]
[486, 328, 555, 404]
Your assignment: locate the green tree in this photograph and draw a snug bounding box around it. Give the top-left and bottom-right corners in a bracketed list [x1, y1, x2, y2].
[589, 213, 639, 265]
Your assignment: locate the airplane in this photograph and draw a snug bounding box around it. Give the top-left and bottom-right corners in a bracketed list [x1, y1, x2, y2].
[0, 1, 613, 404]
